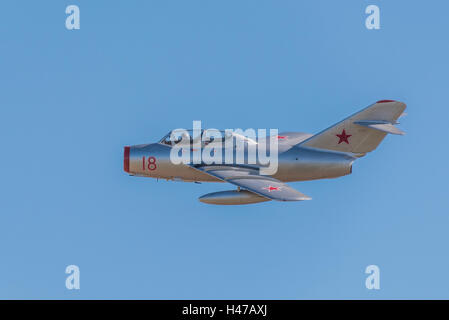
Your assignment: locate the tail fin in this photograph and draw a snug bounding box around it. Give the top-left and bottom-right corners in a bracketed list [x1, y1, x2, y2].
[298, 100, 406, 155]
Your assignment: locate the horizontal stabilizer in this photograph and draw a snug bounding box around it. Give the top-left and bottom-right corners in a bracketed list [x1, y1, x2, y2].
[353, 120, 405, 135]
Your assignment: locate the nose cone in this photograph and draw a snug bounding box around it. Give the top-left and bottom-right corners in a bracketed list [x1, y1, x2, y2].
[124, 146, 130, 173]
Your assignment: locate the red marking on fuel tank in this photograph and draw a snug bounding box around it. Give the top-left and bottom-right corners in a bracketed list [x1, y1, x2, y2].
[263, 186, 281, 192]
[124, 146, 130, 173]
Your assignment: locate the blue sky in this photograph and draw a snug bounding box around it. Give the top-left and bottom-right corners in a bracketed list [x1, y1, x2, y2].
[1, 0, 448, 299]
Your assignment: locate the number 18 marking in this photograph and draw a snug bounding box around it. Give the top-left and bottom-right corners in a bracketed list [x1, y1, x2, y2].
[142, 156, 157, 171]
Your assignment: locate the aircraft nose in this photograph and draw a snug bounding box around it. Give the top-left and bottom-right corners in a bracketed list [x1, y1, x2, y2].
[124, 146, 130, 173]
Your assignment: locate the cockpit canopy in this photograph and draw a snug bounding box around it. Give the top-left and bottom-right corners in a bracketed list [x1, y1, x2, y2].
[159, 129, 227, 146]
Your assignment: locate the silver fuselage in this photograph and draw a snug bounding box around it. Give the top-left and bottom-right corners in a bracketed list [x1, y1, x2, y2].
[125, 139, 355, 183]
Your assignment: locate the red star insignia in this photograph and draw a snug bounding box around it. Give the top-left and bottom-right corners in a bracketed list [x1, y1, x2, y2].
[263, 186, 281, 192]
[277, 135, 287, 140]
[336, 129, 351, 144]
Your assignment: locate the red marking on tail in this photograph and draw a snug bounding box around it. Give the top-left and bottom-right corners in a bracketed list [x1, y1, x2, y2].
[376, 100, 396, 103]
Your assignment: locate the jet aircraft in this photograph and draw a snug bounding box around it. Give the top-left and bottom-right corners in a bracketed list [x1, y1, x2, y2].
[124, 100, 406, 205]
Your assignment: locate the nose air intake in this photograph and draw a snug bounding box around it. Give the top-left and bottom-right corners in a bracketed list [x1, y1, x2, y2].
[124, 146, 130, 173]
